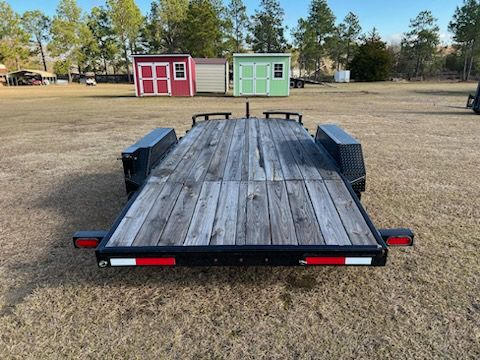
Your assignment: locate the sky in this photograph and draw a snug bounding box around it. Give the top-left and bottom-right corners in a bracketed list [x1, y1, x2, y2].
[10, 0, 462, 44]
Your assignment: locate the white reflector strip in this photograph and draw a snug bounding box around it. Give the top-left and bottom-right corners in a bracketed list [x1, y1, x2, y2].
[110, 258, 136, 266]
[345, 257, 372, 265]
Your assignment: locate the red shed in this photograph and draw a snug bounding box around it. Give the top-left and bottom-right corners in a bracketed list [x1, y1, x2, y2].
[133, 54, 196, 97]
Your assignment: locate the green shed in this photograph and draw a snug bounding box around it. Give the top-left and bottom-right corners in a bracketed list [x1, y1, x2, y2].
[233, 53, 291, 97]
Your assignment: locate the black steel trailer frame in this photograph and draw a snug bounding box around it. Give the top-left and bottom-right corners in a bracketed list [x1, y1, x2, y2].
[74, 109, 413, 268]
[467, 81, 480, 113]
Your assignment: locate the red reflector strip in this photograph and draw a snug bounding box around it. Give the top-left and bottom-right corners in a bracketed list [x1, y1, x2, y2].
[109, 258, 176, 266]
[306, 257, 345, 265]
[75, 238, 99, 248]
[386, 236, 412, 246]
[304, 257, 373, 265]
[135, 257, 176, 266]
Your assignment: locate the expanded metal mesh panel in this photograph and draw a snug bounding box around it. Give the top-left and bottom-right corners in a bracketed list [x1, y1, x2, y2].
[122, 128, 177, 194]
[315, 124, 366, 193]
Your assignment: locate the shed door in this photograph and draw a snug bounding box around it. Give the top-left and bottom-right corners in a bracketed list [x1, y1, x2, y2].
[254, 63, 270, 95]
[239, 64, 254, 95]
[138, 63, 155, 95]
[239, 63, 270, 96]
[137, 62, 171, 96]
[154, 63, 171, 95]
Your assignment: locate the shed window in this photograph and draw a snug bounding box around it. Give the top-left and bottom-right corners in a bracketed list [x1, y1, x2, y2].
[174, 63, 186, 80]
[273, 63, 284, 79]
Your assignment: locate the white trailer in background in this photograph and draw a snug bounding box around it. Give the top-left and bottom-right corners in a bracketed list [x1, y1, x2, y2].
[334, 70, 351, 83]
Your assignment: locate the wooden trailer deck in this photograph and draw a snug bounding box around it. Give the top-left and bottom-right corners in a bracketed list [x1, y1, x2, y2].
[105, 118, 379, 249]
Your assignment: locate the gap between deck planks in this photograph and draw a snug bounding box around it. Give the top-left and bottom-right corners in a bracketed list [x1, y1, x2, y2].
[107, 118, 376, 248]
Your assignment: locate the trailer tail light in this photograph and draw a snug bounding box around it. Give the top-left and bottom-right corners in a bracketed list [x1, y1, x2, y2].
[109, 257, 176, 267]
[386, 236, 412, 246]
[75, 238, 100, 248]
[302, 257, 372, 266]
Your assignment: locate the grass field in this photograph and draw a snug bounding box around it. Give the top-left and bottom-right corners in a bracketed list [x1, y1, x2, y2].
[0, 82, 479, 359]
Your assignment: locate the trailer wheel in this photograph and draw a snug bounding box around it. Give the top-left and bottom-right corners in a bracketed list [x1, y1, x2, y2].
[290, 79, 296, 88]
[295, 80, 305, 88]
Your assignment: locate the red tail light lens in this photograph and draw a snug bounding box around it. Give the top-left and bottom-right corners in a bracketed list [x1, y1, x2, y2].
[386, 236, 412, 246]
[75, 238, 100, 248]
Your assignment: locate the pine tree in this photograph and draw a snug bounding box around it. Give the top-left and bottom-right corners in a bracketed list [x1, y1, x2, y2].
[293, 0, 335, 77]
[227, 0, 249, 52]
[350, 28, 393, 81]
[0, 1, 30, 70]
[401, 10, 440, 78]
[183, 0, 222, 57]
[449, 0, 480, 80]
[144, 0, 188, 53]
[342, 12, 361, 66]
[250, 0, 287, 53]
[108, 0, 143, 82]
[49, 0, 87, 81]
[87, 6, 118, 74]
[22, 10, 50, 71]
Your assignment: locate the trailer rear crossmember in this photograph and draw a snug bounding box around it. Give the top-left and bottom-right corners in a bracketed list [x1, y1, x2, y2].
[74, 112, 413, 268]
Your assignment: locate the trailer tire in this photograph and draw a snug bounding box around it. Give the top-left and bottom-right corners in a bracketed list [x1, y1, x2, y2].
[296, 80, 305, 88]
[290, 79, 296, 88]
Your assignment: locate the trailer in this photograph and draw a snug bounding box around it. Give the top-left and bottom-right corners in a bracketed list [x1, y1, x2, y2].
[467, 81, 480, 113]
[74, 109, 413, 268]
[289, 77, 335, 88]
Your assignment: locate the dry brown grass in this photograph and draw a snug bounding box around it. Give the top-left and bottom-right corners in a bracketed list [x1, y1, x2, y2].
[0, 82, 479, 359]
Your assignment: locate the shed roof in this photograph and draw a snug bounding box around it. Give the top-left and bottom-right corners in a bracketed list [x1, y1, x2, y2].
[194, 58, 227, 65]
[233, 53, 291, 57]
[7, 69, 56, 77]
[133, 54, 191, 58]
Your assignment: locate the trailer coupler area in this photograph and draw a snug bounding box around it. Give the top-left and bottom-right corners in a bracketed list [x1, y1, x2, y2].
[378, 228, 414, 246]
[73, 230, 108, 249]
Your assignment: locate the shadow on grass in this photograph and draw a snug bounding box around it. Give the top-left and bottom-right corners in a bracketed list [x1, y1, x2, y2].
[82, 94, 136, 98]
[413, 89, 471, 97]
[402, 110, 474, 116]
[81, 93, 233, 99]
[1, 170, 340, 315]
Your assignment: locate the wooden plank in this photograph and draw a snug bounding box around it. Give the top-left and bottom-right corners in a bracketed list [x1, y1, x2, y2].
[247, 119, 266, 181]
[157, 181, 202, 246]
[241, 120, 250, 181]
[276, 120, 323, 180]
[267, 120, 303, 180]
[246, 181, 270, 245]
[106, 178, 166, 247]
[205, 120, 236, 181]
[235, 181, 248, 245]
[267, 181, 297, 245]
[285, 120, 341, 180]
[223, 120, 247, 181]
[258, 120, 284, 180]
[210, 181, 240, 245]
[186, 120, 228, 182]
[325, 180, 377, 245]
[285, 180, 325, 245]
[184, 181, 222, 245]
[150, 121, 209, 179]
[304, 180, 351, 246]
[173, 121, 216, 181]
[131, 181, 183, 246]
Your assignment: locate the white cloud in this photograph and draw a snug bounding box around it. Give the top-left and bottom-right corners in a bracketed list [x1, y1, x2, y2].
[439, 32, 452, 45]
[383, 33, 403, 45]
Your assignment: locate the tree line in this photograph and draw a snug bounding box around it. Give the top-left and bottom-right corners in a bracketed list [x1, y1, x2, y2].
[1, 0, 480, 82]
